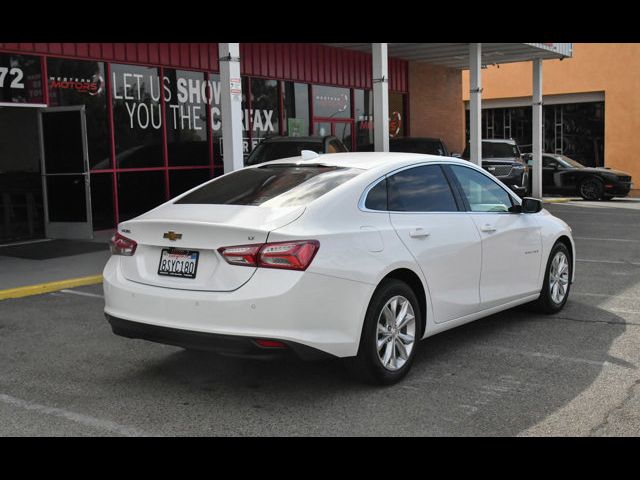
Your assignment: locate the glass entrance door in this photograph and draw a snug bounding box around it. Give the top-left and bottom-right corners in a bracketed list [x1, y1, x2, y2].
[39, 106, 93, 239]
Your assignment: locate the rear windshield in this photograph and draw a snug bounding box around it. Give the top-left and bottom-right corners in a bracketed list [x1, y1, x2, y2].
[390, 140, 447, 156]
[175, 165, 362, 207]
[246, 141, 323, 165]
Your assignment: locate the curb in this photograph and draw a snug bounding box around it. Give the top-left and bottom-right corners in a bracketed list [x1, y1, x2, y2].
[543, 198, 573, 204]
[0, 275, 103, 301]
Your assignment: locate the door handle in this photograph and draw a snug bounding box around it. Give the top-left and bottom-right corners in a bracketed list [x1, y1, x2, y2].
[409, 228, 430, 238]
[480, 224, 497, 233]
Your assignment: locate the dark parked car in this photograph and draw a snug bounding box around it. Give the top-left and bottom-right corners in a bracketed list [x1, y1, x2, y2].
[245, 135, 348, 166]
[389, 137, 449, 156]
[462, 139, 529, 197]
[523, 153, 633, 200]
[357, 137, 450, 156]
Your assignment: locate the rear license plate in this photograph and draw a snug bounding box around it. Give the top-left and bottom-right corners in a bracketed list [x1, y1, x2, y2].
[158, 248, 199, 279]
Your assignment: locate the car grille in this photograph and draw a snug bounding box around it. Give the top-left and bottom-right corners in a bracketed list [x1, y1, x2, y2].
[484, 165, 513, 177]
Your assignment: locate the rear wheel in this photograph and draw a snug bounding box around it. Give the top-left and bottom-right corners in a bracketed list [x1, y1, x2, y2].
[347, 279, 422, 385]
[579, 177, 604, 200]
[603, 195, 615, 201]
[532, 242, 572, 314]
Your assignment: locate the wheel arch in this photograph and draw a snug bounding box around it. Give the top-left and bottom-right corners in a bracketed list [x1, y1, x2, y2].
[554, 234, 575, 283]
[376, 268, 428, 337]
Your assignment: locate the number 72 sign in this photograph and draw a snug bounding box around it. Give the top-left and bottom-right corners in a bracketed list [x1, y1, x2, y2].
[0, 66, 25, 89]
[0, 53, 46, 106]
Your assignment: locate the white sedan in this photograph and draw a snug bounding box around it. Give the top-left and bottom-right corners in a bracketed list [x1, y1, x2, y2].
[103, 152, 575, 385]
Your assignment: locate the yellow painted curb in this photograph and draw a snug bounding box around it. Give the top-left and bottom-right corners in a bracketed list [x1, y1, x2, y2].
[543, 198, 573, 204]
[0, 275, 103, 301]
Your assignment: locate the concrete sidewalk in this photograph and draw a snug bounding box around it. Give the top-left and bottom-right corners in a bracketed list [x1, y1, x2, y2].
[0, 233, 113, 293]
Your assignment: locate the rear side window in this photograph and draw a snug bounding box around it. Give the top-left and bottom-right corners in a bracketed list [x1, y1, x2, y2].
[387, 165, 458, 212]
[175, 165, 361, 208]
[364, 178, 388, 210]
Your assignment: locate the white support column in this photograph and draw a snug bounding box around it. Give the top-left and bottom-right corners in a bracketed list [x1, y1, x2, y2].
[372, 43, 389, 152]
[469, 43, 482, 166]
[532, 59, 543, 199]
[218, 43, 244, 173]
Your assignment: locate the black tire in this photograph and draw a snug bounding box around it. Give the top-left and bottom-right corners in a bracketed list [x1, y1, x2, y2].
[578, 177, 604, 200]
[346, 279, 422, 385]
[532, 241, 572, 314]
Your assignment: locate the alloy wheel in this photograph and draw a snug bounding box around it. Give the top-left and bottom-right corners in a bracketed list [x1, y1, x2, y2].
[580, 180, 601, 200]
[376, 295, 416, 371]
[549, 251, 570, 304]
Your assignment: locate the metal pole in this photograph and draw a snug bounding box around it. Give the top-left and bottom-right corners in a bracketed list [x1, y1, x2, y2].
[469, 43, 482, 166]
[372, 43, 389, 152]
[532, 59, 543, 199]
[219, 43, 244, 173]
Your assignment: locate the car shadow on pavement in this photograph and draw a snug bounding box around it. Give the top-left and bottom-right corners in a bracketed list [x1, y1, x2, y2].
[123, 299, 629, 436]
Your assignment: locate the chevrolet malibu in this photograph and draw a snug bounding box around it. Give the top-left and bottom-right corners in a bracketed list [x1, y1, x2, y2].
[103, 152, 575, 385]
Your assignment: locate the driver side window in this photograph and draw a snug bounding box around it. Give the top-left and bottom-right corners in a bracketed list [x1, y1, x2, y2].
[448, 165, 514, 213]
[543, 156, 559, 168]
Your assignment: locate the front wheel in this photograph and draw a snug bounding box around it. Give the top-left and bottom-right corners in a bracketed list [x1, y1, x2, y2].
[532, 242, 572, 314]
[347, 279, 422, 385]
[579, 177, 604, 200]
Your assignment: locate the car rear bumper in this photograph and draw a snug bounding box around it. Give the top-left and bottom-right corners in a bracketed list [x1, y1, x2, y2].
[103, 256, 372, 358]
[106, 315, 335, 360]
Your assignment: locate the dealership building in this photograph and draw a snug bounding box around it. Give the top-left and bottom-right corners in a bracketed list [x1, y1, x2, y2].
[463, 43, 640, 197]
[0, 42, 570, 245]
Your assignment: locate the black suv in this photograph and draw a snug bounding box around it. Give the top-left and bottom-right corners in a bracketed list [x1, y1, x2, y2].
[462, 139, 529, 197]
[245, 136, 348, 166]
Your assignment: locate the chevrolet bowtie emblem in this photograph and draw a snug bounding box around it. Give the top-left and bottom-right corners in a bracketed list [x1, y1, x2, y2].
[163, 231, 182, 241]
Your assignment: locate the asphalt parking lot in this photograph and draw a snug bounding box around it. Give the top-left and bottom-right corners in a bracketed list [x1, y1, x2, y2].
[1, 199, 640, 436]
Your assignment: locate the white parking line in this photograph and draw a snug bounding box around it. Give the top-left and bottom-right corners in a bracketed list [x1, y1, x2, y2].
[574, 237, 640, 243]
[0, 393, 149, 437]
[59, 289, 104, 299]
[577, 258, 640, 266]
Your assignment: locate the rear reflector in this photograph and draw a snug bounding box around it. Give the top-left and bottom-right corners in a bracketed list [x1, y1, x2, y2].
[110, 232, 137, 256]
[255, 339, 288, 349]
[218, 240, 319, 271]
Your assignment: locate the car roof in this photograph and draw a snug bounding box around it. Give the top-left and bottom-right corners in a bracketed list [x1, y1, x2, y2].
[254, 151, 471, 171]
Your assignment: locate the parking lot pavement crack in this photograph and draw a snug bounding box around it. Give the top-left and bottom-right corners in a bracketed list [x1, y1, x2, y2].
[588, 377, 640, 436]
[550, 315, 640, 327]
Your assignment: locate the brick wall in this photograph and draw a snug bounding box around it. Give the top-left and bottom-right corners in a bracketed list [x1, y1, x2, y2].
[409, 62, 465, 154]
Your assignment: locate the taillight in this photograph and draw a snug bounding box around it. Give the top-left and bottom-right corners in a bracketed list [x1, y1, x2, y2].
[218, 240, 319, 271]
[110, 232, 137, 256]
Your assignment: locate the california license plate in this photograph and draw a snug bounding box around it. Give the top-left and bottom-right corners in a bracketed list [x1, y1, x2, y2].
[158, 248, 199, 279]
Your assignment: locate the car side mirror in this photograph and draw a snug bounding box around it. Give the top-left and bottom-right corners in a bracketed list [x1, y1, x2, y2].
[521, 197, 543, 213]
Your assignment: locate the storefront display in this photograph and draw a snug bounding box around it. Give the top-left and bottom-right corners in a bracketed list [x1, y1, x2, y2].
[0, 43, 408, 243]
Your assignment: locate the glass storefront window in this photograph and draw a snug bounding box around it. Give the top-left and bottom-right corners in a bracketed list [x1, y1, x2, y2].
[355, 89, 374, 151]
[117, 170, 165, 222]
[111, 63, 163, 169]
[283, 82, 309, 137]
[0, 53, 44, 105]
[313, 85, 350, 119]
[249, 78, 280, 151]
[163, 69, 209, 166]
[47, 58, 109, 170]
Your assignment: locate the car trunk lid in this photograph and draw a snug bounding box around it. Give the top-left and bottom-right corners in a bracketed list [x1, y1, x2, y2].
[118, 204, 305, 292]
